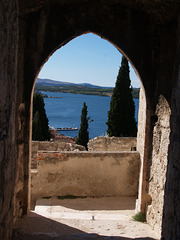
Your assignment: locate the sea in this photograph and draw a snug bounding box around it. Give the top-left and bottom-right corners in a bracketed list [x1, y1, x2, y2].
[42, 91, 139, 139]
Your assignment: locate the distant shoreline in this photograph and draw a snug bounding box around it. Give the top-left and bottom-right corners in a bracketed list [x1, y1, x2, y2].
[35, 84, 139, 98]
[44, 96, 63, 99]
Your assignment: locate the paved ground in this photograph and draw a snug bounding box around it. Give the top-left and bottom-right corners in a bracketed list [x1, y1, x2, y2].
[12, 197, 160, 240]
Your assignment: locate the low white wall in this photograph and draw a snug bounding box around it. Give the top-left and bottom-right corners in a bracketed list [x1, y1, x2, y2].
[31, 151, 140, 204]
[88, 137, 137, 151]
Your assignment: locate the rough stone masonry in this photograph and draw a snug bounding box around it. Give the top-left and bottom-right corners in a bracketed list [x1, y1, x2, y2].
[0, 1, 180, 239]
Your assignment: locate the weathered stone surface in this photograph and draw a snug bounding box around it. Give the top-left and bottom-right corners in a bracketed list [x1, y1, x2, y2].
[31, 141, 86, 169]
[136, 85, 147, 212]
[0, 1, 180, 239]
[161, 22, 180, 239]
[146, 95, 171, 234]
[31, 151, 140, 204]
[88, 137, 136, 152]
[0, 1, 19, 239]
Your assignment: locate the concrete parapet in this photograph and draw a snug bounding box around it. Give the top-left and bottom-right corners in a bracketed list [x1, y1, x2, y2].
[31, 151, 140, 205]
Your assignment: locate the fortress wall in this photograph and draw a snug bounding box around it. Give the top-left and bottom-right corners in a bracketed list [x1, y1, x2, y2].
[161, 18, 180, 239]
[146, 96, 171, 234]
[88, 137, 137, 151]
[31, 141, 86, 169]
[0, 1, 19, 239]
[137, 88, 171, 235]
[136, 86, 148, 212]
[31, 151, 140, 204]
[0, 1, 179, 239]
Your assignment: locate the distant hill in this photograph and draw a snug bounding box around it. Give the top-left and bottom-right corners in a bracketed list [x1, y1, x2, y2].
[37, 78, 76, 86]
[80, 83, 112, 89]
[35, 78, 139, 98]
[37, 78, 110, 89]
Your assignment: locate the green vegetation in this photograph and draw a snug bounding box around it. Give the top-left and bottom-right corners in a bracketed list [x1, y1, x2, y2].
[42, 196, 52, 199]
[131, 88, 139, 99]
[40, 93, 48, 98]
[106, 56, 137, 137]
[133, 212, 146, 222]
[76, 102, 89, 150]
[34, 84, 139, 98]
[32, 92, 51, 141]
[57, 195, 87, 200]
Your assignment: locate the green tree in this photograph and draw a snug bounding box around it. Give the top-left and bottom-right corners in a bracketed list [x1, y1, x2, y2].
[32, 92, 50, 141]
[106, 56, 137, 137]
[76, 102, 89, 149]
[32, 111, 43, 140]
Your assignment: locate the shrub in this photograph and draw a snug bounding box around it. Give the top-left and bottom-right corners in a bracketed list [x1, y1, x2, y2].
[133, 212, 146, 222]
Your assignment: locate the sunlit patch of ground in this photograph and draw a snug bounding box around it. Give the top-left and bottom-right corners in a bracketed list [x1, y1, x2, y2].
[13, 197, 160, 240]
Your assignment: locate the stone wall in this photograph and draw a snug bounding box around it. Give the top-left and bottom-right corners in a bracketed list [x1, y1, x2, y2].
[88, 137, 137, 151]
[136, 82, 171, 236]
[146, 95, 171, 234]
[17, 3, 179, 238]
[136, 86, 153, 213]
[161, 17, 180, 239]
[31, 141, 86, 169]
[0, 1, 179, 239]
[0, 1, 19, 240]
[31, 151, 140, 205]
[136, 86, 147, 212]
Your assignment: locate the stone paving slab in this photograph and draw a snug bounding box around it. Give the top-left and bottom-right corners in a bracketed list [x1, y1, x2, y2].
[12, 197, 160, 240]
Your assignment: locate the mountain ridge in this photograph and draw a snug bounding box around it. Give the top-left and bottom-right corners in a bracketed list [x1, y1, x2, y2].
[37, 78, 112, 89]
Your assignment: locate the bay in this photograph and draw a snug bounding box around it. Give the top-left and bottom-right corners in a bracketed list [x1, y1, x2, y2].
[42, 92, 139, 139]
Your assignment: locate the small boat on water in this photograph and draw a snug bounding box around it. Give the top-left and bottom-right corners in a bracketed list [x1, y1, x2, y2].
[50, 126, 78, 131]
[56, 127, 78, 131]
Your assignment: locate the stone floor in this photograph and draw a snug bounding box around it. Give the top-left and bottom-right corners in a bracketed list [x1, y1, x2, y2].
[12, 197, 160, 240]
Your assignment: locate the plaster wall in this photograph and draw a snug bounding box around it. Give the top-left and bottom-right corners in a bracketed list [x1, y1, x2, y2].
[31, 141, 86, 169]
[88, 137, 137, 151]
[31, 151, 140, 204]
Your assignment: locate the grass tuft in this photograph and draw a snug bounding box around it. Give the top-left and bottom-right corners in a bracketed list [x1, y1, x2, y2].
[42, 196, 52, 199]
[133, 212, 146, 222]
[57, 195, 87, 200]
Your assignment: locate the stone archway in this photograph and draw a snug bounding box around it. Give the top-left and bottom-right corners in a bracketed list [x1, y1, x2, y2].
[18, 5, 153, 213]
[1, 1, 180, 239]
[17, 3, 152, 218]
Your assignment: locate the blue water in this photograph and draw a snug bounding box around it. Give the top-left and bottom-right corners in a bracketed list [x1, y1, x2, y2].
[42, 92, 139, 139]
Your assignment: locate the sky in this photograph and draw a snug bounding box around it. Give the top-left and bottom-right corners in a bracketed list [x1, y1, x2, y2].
[38, 33, 140, 88]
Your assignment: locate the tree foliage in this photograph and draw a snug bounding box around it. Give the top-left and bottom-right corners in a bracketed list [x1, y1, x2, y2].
[76, 102, 89, 149]
[34, 84, 140, 98]
[32, 92, 51, 141]
[106, 56, 137, 137]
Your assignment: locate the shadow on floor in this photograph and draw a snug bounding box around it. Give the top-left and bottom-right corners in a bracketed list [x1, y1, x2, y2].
[12, 212, 157, 240]
[35, 196, 136, 211]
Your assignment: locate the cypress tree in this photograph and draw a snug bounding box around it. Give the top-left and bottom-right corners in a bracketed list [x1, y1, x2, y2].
[106, 56, 137, 137]
[32, 111, 43, 140]
[76, 102, 89, 149]
[32, 92, 50, 141]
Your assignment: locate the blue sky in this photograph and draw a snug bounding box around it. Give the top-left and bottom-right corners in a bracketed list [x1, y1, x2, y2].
[39, 33, 140, 88]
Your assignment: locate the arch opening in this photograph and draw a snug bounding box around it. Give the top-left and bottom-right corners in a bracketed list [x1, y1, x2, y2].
[34, 32, 143, 91]
[14, 8, 164, 239]
[27, 32, 154, 239]
[33, 32, 141, 140]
